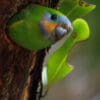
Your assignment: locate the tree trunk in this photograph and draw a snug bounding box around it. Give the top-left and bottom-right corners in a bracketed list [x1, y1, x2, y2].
[0, 0, 59, 100]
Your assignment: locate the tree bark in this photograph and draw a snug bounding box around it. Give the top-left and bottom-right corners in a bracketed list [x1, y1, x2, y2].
[0, 0, 59, 100]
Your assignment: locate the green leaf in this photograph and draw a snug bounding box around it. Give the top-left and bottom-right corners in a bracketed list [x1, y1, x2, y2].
[58, 0, 96, 21]
[46, 18, 90, 87]
[72, 18, 90, 42]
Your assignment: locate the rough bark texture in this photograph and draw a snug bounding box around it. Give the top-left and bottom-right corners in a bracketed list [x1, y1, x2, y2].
[0, 0, 59, 100]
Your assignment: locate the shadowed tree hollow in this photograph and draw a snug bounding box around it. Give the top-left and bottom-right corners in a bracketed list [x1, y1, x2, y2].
[0, 0, 59, 100]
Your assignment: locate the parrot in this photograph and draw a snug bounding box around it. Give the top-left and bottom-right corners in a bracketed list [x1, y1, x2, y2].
[7, 4, 73, 50]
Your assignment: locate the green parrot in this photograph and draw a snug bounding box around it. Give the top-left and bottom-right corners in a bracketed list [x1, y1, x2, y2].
[7, 4, 73, 50]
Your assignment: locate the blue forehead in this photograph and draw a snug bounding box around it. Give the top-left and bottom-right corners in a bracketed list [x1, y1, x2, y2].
[58, 16, 72, 27]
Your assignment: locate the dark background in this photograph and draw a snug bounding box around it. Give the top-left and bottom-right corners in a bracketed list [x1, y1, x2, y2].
[42, 0, 100, 100]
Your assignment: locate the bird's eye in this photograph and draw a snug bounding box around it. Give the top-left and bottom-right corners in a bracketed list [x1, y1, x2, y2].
[51, 14, 57, 21]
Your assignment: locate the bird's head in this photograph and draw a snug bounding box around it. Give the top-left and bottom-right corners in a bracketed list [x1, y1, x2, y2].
[40, 12, 73, 43]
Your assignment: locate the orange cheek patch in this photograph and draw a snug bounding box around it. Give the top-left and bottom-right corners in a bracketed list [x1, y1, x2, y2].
[44, 20, 60, 32]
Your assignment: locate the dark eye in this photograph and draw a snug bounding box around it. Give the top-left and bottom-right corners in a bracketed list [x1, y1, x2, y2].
[51, 14, 57, 21]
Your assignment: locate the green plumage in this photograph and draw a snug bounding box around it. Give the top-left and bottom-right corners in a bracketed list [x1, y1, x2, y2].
[7, 4, 64, 50]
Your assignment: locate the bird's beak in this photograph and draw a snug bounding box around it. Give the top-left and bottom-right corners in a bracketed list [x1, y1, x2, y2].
[55, 23, 72, 39]
[51, 16, 73, 42]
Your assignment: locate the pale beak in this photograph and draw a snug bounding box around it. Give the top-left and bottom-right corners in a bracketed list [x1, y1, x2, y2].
[55, 23, 72, 39]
